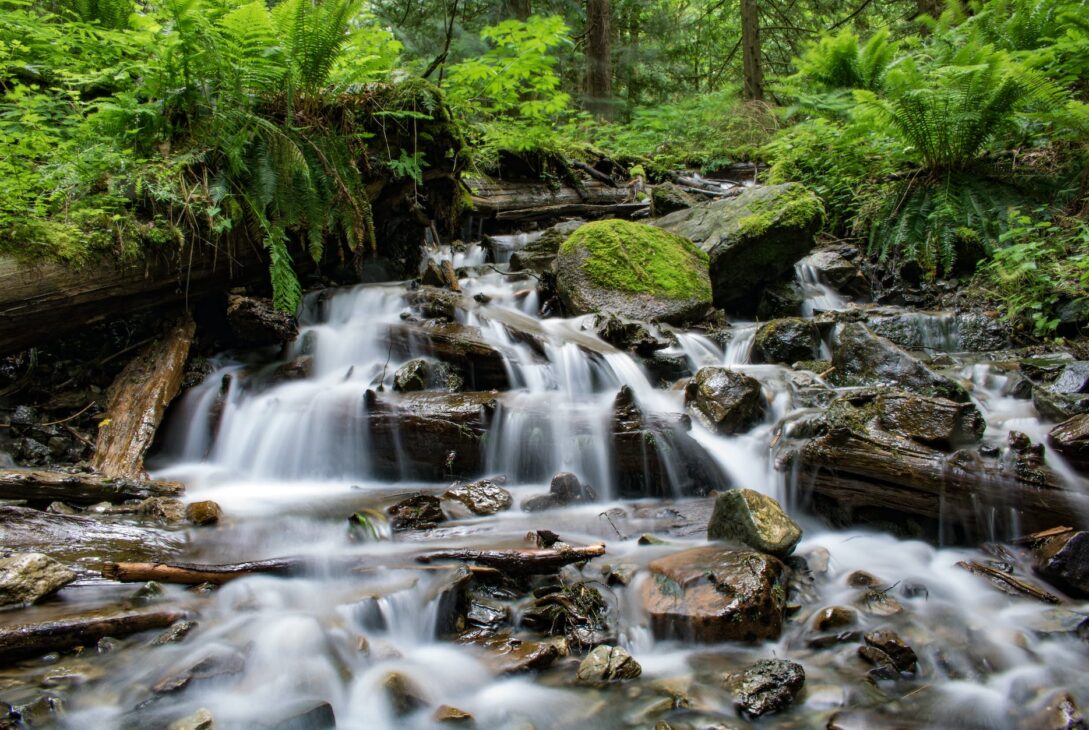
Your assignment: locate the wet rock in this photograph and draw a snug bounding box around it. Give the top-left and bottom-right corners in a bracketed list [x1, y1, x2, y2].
[5, 695, 63, 728]
[225, 294, 298, 348]
[753, 318, 820, 364]
[465, 634, 560, 674]
[385, 321, 509, 390]
[957, 311, 1012, 352]
[509, 220, 584, 274]
[138, 497, 186, 525]
[830, 323, 967, 402]
[555, 220, 713, 325]
[1049, 415, 1089, 474]
[434, 705, 474, 724]
[153, 620, 199, 645]
[812, 606, 857, 632]
[443, 479, 513, 516]
[394, 358, 463, 393]
[46, 501, 77, 515]
[799, 246, 865, 294]
[641, 351, 691, 384]
[857, 645, 900, 680]
[641, 546, 787, 643]
[185, 500, 222, 526]
[655, 183, 823, 314]
[1035, 389, 1089, 422]
[387, 495, 445, 531]
[421, 260, 447, 288]
[651, 182, 696, 216]
[522, 582, 611, 647]
[168, 708, 215, 730]
[1051, 362, 1089, 394]
[153, 647, 247, 693]
[706, 488, 802, 557]
[863, 630, 918, 672]
[262, 701, 336, 730]
[874, 392, 985, 449]
[0, 553, 75, 607]
[383, 672, 427, 716]
[466, 596, 509, 632]
[757, 279, 806, 319]
[269, 355, 313, 382]
[576, 645, 642, 683]
[593, 314, 670, 356]
[522, 472, 595, 512]
[684, 367, 765, 435]
[1021, 692, 1088, 730]
[1033, 531, 1089, 598]
[854, 589, 903, 618]
[724, 658, 805, 719]
[405, 286, 463, 321]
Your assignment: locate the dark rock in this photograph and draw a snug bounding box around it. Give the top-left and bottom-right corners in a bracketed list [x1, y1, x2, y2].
[957, 312, 1011, 351]
[684, 366, 765, 434]
[463, 634, 560, 674]
[576, 645, 642, 682]
[1049, 415, 1089, 473]
[706, 488, 802, 557]
[16, 438, 51, 466]
[757, 279, 805, 319]
[593, 314, 670, 355]
[874, 392, 985, 449]
[641, 351, 691, 384]
[509, 220, 585, 274]
[812, 606, 857, 632]
[443, 478, 513, 515]
[651, 182, 696, 216]
[846, 570, 883, 588]
[393, 358, 464, 393]
[641, 546, 787, 643]
[521, 581, 611, 647]
[830, 323, 967, 402]
[857, 645, 900, 680]
[262, 701, 336, 730]
[153, 647, 246, 693]
[154, 620, 198, 645]
[1034, 389, 1089, 422]
[421, 260, 447, 288]
[406, 286, 463, 321]
[863, 630, 918, 672]
[466, 596, 509, 632]
[185, 500, 222, 526]
[138, 497, 186, 525]
[0, 552, 75, 607]
[655, 183, 824, 314]
[226, 295, 298, 348]
[521, 472, 595, 512]
[753, 318, 821, 364]
[725, 658, 805, 719]
[799, 246, 865, 293]
[1051, 363, 1089, 395]
[1034, 531, 1089, 598]
[387, 495, 445, 531]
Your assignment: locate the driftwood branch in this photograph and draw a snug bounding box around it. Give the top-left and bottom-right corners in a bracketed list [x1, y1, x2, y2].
[0, 610, 186, 665]
[102, 559, 300, 585]
[415, 544, 606, 574]
[0, 469, 183, 505]
[956, 561, 1062, 604]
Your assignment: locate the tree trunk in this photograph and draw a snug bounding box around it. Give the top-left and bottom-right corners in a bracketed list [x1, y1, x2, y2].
[741, 0, 763, 101]
[0, 469, 183, 506]
[503, 0, 531, 20]
[585, 0, 614, 118]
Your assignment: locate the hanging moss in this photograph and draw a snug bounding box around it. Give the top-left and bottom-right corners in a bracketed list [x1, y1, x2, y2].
[559, 219, 711, 302]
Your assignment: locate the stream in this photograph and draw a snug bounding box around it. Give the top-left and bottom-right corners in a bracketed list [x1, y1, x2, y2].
[14, 234, 1089, 730]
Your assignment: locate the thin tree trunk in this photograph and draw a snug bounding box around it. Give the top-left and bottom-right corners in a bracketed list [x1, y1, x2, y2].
[586, 0, 614, 118]
[741, 0, 763, 101]
[503, 0, 531, 20]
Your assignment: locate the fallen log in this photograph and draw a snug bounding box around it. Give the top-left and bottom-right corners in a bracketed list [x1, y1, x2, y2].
[468, 178, 629, 215]
[0, 469, 183, 505]
[102, 559, 299, 585]
[494, 201, 648, 223]
[415, 544, 606, 574]
[0, 609, 185, 665]
[0, 506, 185, 564]
[93, 315, 196, 479]
[956, 561, 1062, 604]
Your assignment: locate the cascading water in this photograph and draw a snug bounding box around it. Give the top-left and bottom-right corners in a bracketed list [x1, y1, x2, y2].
[47, 239, 1089, 730]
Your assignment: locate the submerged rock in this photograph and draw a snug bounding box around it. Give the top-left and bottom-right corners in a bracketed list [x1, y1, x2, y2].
[167, 708, 215, 730]
[593, 314, 670, 355]
[138, 497, 186, 525]
[754, 318, 821, 364]
[874, 392, 985, 449]
[464, 634, 560, 674]
[387, 495, 445, 531]
[684, 366, 765, 435]
[555, 219, 713, 324]
[830, 323, 967, 402]
[576, 645, 642, 683]
[383, 672, 427, 716]
[811, 606, 857, 632]
[443, 479, 513, 515]
[394, 358, 463, 393]
[1033, 531, 1089, 598]
[798, 245, 865, 294]
[706, 488, 802, 557]
[725, 658, 805, 719]
[863, 630, 918, 673]
[641, 546, 787, 643]
[655, 183, 823, 314]
[0, 552, 75, 607]
[1021, 692, 1087, 730]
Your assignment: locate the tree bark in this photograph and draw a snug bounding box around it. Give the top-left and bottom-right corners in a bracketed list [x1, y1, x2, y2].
[503, 0, 531, 20]
[585, 0, 614, 118]
[741, 0, 764, 101]
[92, 315, 196, 479]
[0, 610, 185, 665]
[0, 469, 184, 505]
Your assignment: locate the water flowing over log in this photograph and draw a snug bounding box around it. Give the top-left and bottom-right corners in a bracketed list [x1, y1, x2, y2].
[0, 610, 186, 665]
[0, 469, 183, 505]
[102, 559, 299, 585]
[93, 316, 196, 479]
[0, 506, 186, 564]
[415, 544, 606, 574]
[468, 178, 647, 224]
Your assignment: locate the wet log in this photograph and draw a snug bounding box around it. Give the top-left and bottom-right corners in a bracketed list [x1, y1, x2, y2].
[102, 559, 299, 585]
[416, 544, 606, 575]
[0, 609, 186, 665]
[92, 315, 196, 479]
[0, 241, 267, 357]
[0, 469, 183, 506]
[0, 506, 185, 564]
[956, 560, 1062, 604]
[468, 178, 648, 223]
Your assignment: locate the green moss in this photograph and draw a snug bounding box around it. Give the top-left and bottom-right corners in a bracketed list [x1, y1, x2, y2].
[559, 219, 711, 301]
[737, 184, 826, 238]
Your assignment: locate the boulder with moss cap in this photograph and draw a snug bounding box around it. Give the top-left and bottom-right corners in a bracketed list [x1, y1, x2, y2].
[554, 219, 712, 325]
[707, 488, 802, 557]
[655, 183, 823, 314]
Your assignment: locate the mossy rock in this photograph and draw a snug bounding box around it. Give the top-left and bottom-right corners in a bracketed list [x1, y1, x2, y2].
[554, 219, 712, 325]
[754, 318, 820, 364]
[655, 183, 824, 315]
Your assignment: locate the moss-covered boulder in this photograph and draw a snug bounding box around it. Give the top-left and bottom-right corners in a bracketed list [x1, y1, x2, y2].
[655, 183, 824, 314]
[754, 318, 821, 364]
[651, 182, 696, 216]
[554, 219, 712, 324]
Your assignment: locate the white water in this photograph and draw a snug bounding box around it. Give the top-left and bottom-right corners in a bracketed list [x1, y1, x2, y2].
[50, 241, 1089, 730]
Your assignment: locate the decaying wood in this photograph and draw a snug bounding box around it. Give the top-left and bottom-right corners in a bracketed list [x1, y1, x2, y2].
[0, 610, 185, 665]
[1013, 526, 1076, 546]
[956, 560, 1062, 604]
[102, 559, 299, 585]
[415, 544, 606, 574]
[93, 315, 196, 479]
[0, 469, 183, 505]
[494, 201, 649, 223]
[469, 178, 629, 214]
[0, 241, 267, 357]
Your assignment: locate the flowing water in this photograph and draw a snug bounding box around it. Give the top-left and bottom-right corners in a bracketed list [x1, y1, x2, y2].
[32, 237, 1089, 729]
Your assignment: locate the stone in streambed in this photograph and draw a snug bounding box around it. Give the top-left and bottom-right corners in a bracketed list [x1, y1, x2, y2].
[263, 701, 336, 730]
[509, 220, 585, 274]
[434, 705, 474, 723]
[863, 630, 917, 673]
[522, 472, 596, 512]
[0, 552, 75, 607]
[576, 645, 642, 683]
[387, 495, 445, 531]
[186, 500, 222, 526]
[383, 672, 427, 716]
[443, 479, 512, 516]
[1033, 531, 1089, 598]
[138, 496, 186, 525]
[707, 488, 802, 557]
[1049, 414, 1089, 474]
[684, 366, 765, 435]
[811, 606, 857, 632]
[1021, 692, 1087, 730]
[724, 658, 805, 719]
[168, 709, 215, 730]
[754, 318, 821, 364]
[225, 294, 298, 348]
[394, 358, 464, 393]
[641, 546, 787, 643]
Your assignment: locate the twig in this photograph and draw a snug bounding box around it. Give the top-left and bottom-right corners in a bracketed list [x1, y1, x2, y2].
[39, 402, 97, 427]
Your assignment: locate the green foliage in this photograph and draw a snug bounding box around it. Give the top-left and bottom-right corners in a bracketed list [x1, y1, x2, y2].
[560, 219, 711, 302]
[795, 29, 897, 92]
